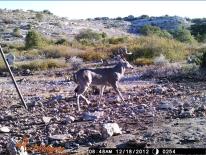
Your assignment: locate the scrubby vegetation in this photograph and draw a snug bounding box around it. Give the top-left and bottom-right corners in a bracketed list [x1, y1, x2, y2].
[25, 30, 49, 49]
[2, 19, 206, 72]
[140, 25, 172, 39]
[171, 26, 196, 43]
[16, 59, 67, 71]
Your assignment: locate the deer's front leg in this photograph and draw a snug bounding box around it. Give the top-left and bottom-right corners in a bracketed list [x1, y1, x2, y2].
[111, 82, 125, 103]
[99, 85, 105, 104]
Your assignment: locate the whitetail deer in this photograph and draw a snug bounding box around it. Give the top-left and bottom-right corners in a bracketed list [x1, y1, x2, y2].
[73, 48, 133, 111]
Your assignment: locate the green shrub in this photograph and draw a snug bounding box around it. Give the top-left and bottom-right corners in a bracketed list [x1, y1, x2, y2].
[75, 29, 104, 42]
[55, 38, 68, 45]
[200, 52, 206, 68]
[171, 26, 196, 43]
[13, 28, 21, 37]
[108, 37, 128, 44]
[25, 30, 48, 49]
[140, 25, 172, 38]
[0, 61, 7, 72]
[190, 19, 206, 42]
[127, 35, 188, 62]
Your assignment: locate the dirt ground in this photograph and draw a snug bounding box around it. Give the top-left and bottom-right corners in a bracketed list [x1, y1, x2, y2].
[0, 64, 206, 154]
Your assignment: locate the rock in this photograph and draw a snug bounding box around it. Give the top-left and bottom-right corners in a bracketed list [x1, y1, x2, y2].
[52, 95, 63, 101]
[65, 142, 79, 149]
[42, 116, 52, 124]
[153, 86, 167, 94]
[179, 108, 195, 118]
[49, 134, 73, 140]
[0, 126, 10, 133]
[196, 105, 206, 112]
[134, 105, 146, 113]
[22, 69, 31, 76]
[180, 135, 200, 143]
[101, 123, 122, 139]
[66, 115, 75, 122]
[6, 53, 15, 65]
[117, 139, 147, 148]
[62, 115, 75, 124]
[158, 101, 173, 110]
[82, 111, 104, 121]
[7, 138, 18, 155]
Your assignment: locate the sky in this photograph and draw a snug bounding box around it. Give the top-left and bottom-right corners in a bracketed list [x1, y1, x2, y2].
[0, 1, 205, 19]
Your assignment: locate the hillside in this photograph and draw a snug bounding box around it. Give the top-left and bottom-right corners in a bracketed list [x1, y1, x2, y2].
[0, 9, 191, 44]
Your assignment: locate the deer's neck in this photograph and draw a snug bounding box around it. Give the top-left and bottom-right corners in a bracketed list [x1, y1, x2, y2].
[113, 63, 125, 75]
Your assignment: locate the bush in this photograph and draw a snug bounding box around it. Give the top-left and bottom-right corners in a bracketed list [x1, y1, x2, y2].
[43, 10, 52, 15]
[55, 38, 68, 45]
[140, 25, 172, 38]
[127, 35, 188, 62]
[25, 30, 48, 49]
[75, 29, 104, 43]
[108, 37, 128, 44]
[80, 50, 108, 61]
[0, 61, 7, 72]
[133, 58, 153, 66]
[190, 19, 206, 42]
[13, 28, 21, 37]
[42, 45, 84, 58]
[171, 26, 196, 43]
[36, 13, 44, 21]
[194, 48, 206, 68]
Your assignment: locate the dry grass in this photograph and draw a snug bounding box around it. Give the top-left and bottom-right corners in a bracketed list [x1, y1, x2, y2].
[16, 59, 68, 71]
[42, 45, 85, 58]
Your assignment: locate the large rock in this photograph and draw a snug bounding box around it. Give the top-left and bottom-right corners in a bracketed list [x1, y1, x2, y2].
[6, 53, 15, 65]
[101, 123, 122, 139]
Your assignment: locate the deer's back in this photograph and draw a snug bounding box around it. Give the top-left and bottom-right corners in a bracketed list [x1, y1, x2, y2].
[75, 67, 118, 85]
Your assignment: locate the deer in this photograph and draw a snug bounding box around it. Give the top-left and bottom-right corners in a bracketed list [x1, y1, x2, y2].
[73, 47, 133, 111]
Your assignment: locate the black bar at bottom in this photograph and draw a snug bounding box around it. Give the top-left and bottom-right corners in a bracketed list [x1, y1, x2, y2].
[88, 148, 206, 155]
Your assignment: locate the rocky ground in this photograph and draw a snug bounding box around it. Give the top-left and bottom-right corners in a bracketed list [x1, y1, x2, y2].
[0, 64, 206, 154]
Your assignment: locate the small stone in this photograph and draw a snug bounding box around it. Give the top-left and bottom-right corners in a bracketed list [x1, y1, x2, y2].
[158, 101, 173, 110]
[49, 134, 73, 140]
[42, 116, 52, 124]
[154, 86, 167, 94]
[0, 126, 10, 133]
[82, 111, 104, 121]
[67, 116, 75, 122]
[101, 123, 122, 139]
